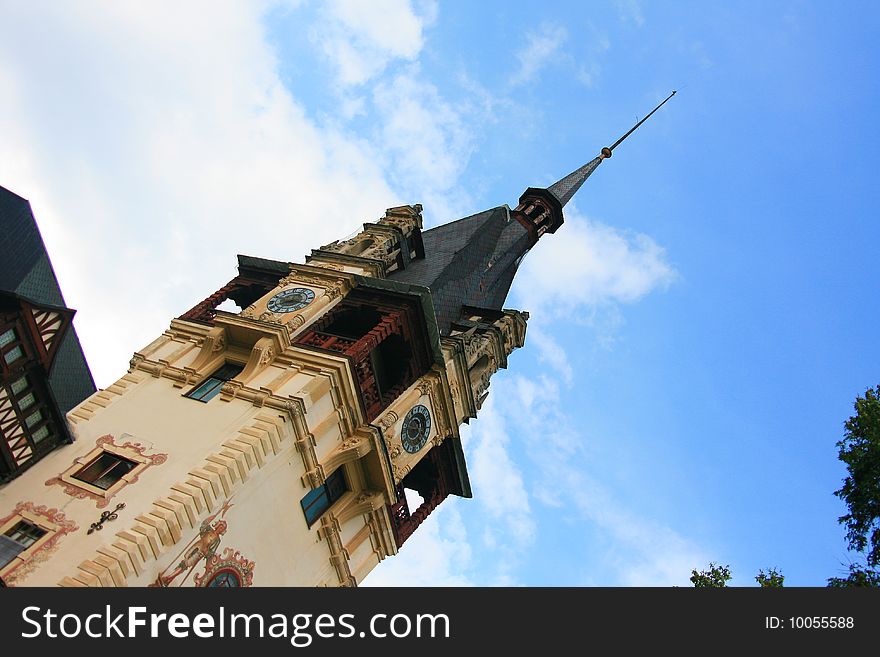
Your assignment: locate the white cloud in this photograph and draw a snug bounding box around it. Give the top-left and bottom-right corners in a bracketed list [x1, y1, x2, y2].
[527, 327, 574, 384]
[498, 374, 708, 586]
[510, 23, 567, 86]
[515, 208, 676, 318]
[310, 0, 432, 86]
[371, 70, 477, 223]
[0, 2, 398, 387]
[361, 502, 475, 586]
[468, 395, 536, 546]
[0, 2, 692, 588]
[615, 0, 645, 27]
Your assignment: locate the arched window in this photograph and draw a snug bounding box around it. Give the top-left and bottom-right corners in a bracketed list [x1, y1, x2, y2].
[348, 238, 375, 256]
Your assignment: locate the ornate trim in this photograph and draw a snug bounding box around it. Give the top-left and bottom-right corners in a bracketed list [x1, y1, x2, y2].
[45, 434, 168, 508]
[194, 547, 255, 587]
[0, 502, 78, 586]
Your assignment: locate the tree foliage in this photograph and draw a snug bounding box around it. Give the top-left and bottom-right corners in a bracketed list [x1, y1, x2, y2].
[827, 563, 880, 587]
[690, 563, 731, 587]
[755, 568, 784, 588]
[835, 385, 880, 568]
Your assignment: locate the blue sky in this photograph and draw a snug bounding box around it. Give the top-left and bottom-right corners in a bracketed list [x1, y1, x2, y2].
[2, 1, 878, 586]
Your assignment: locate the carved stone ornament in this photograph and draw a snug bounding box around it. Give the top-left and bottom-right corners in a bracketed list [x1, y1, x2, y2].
[258, 311, 281, 324]
[259, 346, 275, 365]
[464, 334, 491, 361]
[211, 333, 226, 353]
[323, 284, 344, 300]
[286, 315, 306, 331]
[280, 273, 345, 290]
[389, 446, 402, 460]
[339, 436, 362, 451]
[377, 410, 399, 430]
[283, 400, 304, 418]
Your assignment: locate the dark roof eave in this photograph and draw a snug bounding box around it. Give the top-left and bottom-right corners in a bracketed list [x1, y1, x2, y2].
[352, 275, 445, 367]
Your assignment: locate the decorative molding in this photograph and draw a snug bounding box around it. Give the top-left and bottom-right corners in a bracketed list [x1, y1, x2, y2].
[0, 502, 78, 586]
[377, 410, 398, 431]
[321, 434, 372, 475]
[319, 514, 355, 587]
[335, 491, 384, 525]
[45, 435, 168, 508]
[211, 333, 226, 353]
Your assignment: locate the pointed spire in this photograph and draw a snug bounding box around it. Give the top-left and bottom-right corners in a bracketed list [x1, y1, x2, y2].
[547, 156, 603, 207]
[546, 90, 676, 208]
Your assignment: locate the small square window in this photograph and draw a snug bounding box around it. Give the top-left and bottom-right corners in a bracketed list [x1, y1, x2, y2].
[0, 520, 46, 569]
[301, 468, 348, 527]
[73, 452, 137, 490]
[3, 345, 24, 365]
[185, 363, 244, 402]
[9, 376, 28, 395]
[0, 329, 14, 348]
[18, 392, 36, 410]
[24, 409, 43, 428]
[5, 520, 46, 547]
[30, 426, 50, 444]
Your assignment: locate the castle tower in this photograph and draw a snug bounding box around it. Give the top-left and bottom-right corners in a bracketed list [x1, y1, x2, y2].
[0, 186, 96, 484]
[0, 95, 673, 587]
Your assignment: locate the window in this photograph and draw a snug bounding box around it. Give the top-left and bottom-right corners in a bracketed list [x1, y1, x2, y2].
[0, 329, 14, 347]
[300, 468, 347, 527]
[0, 374, 56, 478]
[30, 426, 50, 444]
[0, 520, 46, 569]
[9, 376, 27, 396]
[1, 328, 24, 365]
[46, 435, 167, 505]
[73, 451, 137, 490]
[185, 363, 243, 402]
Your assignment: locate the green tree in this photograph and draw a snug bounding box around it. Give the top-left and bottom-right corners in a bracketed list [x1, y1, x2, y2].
[690, 563, 731, 587]
[835, 385, 880, 566]
[829, 385, 880, 587]
[755, 568, 784, 587]
[827, 563, 880, 588]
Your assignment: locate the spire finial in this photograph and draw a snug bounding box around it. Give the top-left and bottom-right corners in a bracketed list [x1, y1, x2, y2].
[532, 90, 676, 220]
[600, 90, 676, 159]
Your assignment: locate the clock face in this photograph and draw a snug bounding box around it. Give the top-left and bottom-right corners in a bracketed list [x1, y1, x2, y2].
[266, 287, 315, 313]
[401, 404, 431, 454]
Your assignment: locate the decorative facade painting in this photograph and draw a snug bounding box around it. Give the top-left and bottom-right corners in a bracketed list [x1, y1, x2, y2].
[0, 501, 77, 586]
[194, 548, 255, 587]
[152, 500, 252, 587]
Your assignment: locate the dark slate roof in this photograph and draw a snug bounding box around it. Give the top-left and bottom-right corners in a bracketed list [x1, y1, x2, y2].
[237, 254, 292, 277]
[390, 206, 532, 335]
[0, 184, 96, 413]
[547, 156, 603, 207]
[0, 186, 63, 306]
